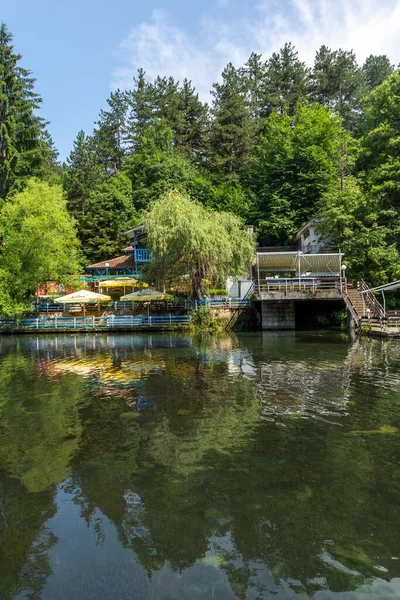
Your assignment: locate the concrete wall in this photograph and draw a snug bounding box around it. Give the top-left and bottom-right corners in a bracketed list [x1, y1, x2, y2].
[226, 277, 253, 298]
[261, 300, 295, 330]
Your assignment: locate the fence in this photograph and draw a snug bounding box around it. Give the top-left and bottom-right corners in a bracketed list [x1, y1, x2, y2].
[33, 299, 195, 314]
[195, 297, 251, 309]
[255, 278, 341, 294]
[0, 315, 191, 332]
[360, 315, 400, 335]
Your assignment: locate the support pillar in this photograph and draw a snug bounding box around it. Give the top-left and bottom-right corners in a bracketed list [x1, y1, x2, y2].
[261, 300, 295, 330]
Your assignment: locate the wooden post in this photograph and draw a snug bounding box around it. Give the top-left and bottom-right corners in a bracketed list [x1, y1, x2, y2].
[74, 318, 76, 329]
[36, 318, 39, 329]
[55, 317, 57, 329]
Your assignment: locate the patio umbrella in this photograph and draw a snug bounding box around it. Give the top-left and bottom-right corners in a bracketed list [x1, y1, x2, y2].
[54, 290, 111, 316]
[120, 288, 172, 301]
[99, 278, 138, 288]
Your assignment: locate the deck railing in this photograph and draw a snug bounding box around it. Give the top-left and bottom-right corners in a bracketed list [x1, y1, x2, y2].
[358, 279, 386, 319]
[195, 297, 251, 309]
[255, 278, 341, 294]
[33, 299, 195, 314]
[134, 248, 151, 262]
[0, 315, 191, 331]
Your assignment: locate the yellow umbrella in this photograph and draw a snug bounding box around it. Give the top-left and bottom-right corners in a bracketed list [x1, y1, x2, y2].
[99, 278, 137, 288]
[54, 290, 111, 316]
[121, 289, 172, 301]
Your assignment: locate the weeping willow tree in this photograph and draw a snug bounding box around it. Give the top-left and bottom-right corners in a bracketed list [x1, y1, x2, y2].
[145, 190, 255, 298]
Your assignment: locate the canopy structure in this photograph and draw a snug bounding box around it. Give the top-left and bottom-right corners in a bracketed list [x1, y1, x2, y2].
[360, 279, 400, 293]
[54, 290, 111, 316]
[120, 289, 172, 302]
[256, 251, 343, 276]
[99, 278, 138, 288]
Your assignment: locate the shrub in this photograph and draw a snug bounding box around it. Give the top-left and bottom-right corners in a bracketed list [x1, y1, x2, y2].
[208, 288, 229, 297]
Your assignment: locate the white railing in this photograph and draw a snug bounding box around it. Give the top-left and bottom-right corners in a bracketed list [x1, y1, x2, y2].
[255, 278, 340, 294]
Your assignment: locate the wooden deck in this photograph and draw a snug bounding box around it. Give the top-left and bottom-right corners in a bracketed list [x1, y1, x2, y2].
[254, 277, 343, 300]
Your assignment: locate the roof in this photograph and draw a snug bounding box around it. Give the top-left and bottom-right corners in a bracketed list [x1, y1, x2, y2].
[256, 251, 343, 275]
[361, 279, 400, 293]
[86, 254, 136, 270]
[125, 224, 146, 238]
[295, 218, 321, 240]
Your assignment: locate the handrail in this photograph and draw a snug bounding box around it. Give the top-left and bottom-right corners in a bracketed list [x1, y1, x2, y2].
[358, 279, 386, 318]
[255, 277, 340, 294]
[226, 284, 254, 330]
[0, 315, 191, 332]
[342, 291, 361, 328]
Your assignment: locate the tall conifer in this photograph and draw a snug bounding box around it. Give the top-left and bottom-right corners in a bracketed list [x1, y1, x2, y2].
[0, 24, 50, 199]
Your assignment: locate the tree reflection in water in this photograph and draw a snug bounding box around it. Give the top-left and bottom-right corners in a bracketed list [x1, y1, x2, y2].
[0, 333, 400, 599]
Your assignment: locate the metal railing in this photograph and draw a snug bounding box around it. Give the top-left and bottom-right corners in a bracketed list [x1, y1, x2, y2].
[0, 315, 191, 332]
[255, 278, 341, 294]
[227, 284, 254, 330]
[342, 292, 361, 328]
[134, 248, 151, 262]
[33, 299, 195, 314]
[358, 280, 386, 319]
[195, 297, 251, 309]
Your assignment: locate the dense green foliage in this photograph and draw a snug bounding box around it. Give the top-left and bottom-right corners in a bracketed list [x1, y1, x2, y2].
[0, 25, 57, 199]
[2, 19, 400, 291]
[145, 190, 255, 298]
[0, 179, 80, 316]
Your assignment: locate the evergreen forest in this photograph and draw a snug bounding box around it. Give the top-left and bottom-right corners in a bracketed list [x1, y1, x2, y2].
[1, 21, 400, 307]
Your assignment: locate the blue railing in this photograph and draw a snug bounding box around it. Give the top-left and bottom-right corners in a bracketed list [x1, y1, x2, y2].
[134, 248, 151, 262]
[5, 315, 191, 331]
[33, 299, 195, 313]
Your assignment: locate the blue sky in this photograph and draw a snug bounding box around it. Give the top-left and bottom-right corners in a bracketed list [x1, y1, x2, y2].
[3, 0, 400, 160]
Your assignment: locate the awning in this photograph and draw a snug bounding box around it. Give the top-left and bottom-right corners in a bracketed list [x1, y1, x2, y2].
[361, 279, 400, 293]
[256, 252, 343, 275]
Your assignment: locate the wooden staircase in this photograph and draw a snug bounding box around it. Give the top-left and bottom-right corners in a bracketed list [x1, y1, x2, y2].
[343, 280, 385, 329]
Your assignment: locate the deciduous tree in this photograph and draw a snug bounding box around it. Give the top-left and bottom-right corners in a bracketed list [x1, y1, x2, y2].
[145, 190, 255, 298]
[0, 179, 81, 316]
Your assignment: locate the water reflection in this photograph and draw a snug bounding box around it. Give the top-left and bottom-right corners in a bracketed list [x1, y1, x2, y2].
[1, 333, 400, 599]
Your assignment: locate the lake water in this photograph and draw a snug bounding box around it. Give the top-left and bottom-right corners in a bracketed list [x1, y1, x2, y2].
[1, 331, 400, 600]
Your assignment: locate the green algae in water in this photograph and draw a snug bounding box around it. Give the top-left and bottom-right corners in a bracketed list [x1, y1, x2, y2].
[296, 485, 313, 501]
[347, 425, 398, 436]
[196, 554, 226, 568]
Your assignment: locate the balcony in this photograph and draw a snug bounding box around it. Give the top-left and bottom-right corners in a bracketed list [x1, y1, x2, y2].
[134, 248, 151, 262]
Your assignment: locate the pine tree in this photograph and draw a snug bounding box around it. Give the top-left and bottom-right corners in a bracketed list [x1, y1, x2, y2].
[81, 172, 135, 263]
[262, 43, 311, 117]
[125, 68, 157, 152]
[93, 89, 128, 175]
[63, 130, 102, 219]
[209, 63, 254, 183]
[240, 52, 266, 124]
[362, 55, 394, 92]
[173, 79, 208, 160]
[0, 23, 50, 200]
[312, 46, 364, 130]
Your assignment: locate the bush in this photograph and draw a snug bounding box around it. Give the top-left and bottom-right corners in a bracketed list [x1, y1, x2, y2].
[208, 288, 229, 297]
[191, 305, 212, 328]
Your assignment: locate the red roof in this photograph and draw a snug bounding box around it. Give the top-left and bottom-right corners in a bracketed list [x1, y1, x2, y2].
[86, 254, 136, 269]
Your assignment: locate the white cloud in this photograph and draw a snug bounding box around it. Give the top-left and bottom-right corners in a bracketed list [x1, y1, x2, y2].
[112, 1, 400, 101]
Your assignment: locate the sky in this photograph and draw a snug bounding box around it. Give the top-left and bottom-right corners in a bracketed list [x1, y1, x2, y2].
[3, 0, 400, 160]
